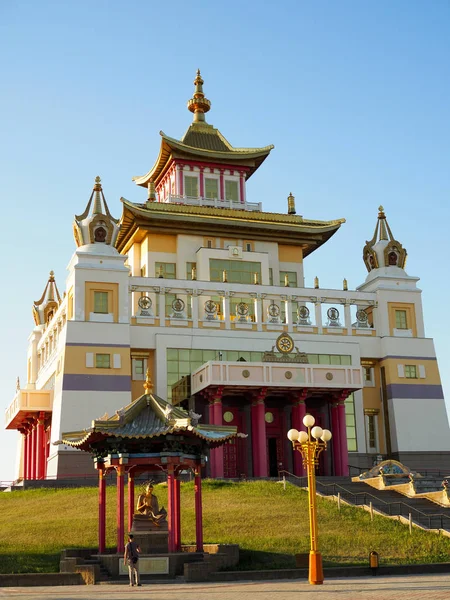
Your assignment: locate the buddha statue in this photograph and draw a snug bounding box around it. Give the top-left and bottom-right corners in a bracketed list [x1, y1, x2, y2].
[135, 483, 167, 527]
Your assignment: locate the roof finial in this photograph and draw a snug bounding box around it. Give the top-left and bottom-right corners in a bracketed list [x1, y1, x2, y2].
[377, 205, 388, 240]
[187, 69, 211, 123]
[287, 192, 296, 215]
[92, 176, 103, 215]
[144, 369, 153, 394]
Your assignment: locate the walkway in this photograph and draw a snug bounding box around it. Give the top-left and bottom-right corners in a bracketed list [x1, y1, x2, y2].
[1, 574, 450, 600]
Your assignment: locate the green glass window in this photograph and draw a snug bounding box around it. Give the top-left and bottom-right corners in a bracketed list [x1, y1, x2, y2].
[368, 415, 376, 449]
[185, 176, 198, 197]
[345, 393, 357, 452]
[93, 291, 109, 314]
[209, 259, 261, 285]
[95, 354, 110, 368]
[230, 297, 255, 319]
[205, 178, 218, 199]
[280, 271, 298, 287]
[155, 262, 176, 279]
[395, 310, 408, 329]
[225, 180, 239, 202]
[186, 262, 196, 280]
[405, 365, 417, 379]
[135, 359, 144, 375]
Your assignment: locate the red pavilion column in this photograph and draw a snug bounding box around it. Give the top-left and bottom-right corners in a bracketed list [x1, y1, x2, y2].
[199, 167, 204, 198]
[178, 164, 184, 196]
[167, 466, 175, 553]
[98, 466, 106, 554]
[239, 171, 245, 203]
[209, 388, 224, 478]
[194, 466, 203, 552]
[338, 393, 349, 477]
[127, 471, 135, 534]
[251, 388, 268, 478]
[116, 466, 125, 553]
[219, 169, 225, 200]
[174, 476, 181, 552]
[19, 427, 27, 481]
[331, 399, 342, 476]
[36, 412, 45, 480]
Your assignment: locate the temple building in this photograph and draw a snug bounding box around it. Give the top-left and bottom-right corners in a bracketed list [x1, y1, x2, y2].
[5, 70, 450, 482]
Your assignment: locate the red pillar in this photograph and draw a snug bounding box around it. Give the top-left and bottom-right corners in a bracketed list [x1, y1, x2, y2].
[127, 471, 135, 534]
[20, 428, 28, 481]
[36, 413, 45, 480]
[167, 467, 175, 553]
[209, 388, 224, 478]
[116, 466, 125, 553]
[174, 477, 181, 552]
[44, 427, 50, 475]
[331, 401, 342, 476]
[194, 467, 203, 552]
[239, 172, 245, 203]
[338, 397, 349, 477]
[219, 169, 224, 200]
[31, 422, 37, 480]
[178, 165, 184, 195]
[291, 393, 307, 477]
[251, 389, 268, 478]
[199, 167, 204, 198]
[98, 467, 106, 554]
[25, 426, 32, 480]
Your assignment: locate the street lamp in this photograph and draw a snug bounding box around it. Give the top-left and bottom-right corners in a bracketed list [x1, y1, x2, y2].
[287, 414, 332, 585]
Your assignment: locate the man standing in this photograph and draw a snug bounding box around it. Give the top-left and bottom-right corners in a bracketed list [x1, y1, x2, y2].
[124, 534, 141, 587]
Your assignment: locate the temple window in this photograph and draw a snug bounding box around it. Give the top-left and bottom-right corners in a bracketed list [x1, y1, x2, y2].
[186, 262, 197, 280]
[244, 241, 254, 252]
[209, 259, 261, 284]
[132, 358, 146, 380]
[93, 291, 109, 314]
[280, 271, 297, 287]
[155, 262, 176, 279]
[367, 415, 377, 449]
[95, 353, 111, 368]
[405, 365, 418, 379]
[345, 394, 357, 451]
[269, 268, 273, 286]
[225, 180, 239, 202]
[364, 367, 373, 382]
[205, 178, 218, 199]
[184, 175, 198, 197]
[395, 309, 408, 329]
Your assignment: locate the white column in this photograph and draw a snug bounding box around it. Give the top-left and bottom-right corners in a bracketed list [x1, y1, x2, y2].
[159, 289, 166, 327]
[254, 296, 263, 331]
[314, 301, 323, 334]
[285, 297, 293, 333]
[223, 294, 231, 329]
[344, 302, 352, 335]
[192, 292, 199, 328]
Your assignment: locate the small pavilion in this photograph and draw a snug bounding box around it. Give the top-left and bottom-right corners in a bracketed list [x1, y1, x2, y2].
[58, 375, 244, 555]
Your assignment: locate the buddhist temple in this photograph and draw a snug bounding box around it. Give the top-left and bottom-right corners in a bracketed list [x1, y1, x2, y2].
[5, 70, 450, 483]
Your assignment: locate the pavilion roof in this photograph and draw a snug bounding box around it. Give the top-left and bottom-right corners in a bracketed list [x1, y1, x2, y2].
[57, 392, 242, 451]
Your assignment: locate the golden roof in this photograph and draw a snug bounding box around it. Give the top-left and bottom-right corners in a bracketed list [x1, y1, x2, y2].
[132, 70, 274, 188]
[115, 198, 345, 256]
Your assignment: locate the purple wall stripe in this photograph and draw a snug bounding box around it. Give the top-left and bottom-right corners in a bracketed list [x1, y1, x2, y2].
[386, 383, 444, 400]
[381, 355, 437, 361]
[66, 343, 130, 348]
[63, 374, 131, 392]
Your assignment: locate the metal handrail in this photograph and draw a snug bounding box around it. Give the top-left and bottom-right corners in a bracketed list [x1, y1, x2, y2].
[279, 470, 450, 531]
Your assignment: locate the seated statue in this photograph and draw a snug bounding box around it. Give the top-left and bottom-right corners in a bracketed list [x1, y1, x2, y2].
[135, 483, 167, 527]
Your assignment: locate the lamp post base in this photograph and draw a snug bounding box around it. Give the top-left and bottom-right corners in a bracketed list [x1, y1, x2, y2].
[309, 550, 324, 585]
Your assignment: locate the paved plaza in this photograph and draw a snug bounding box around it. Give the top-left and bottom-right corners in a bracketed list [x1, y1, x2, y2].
[1, 574, 450, 600]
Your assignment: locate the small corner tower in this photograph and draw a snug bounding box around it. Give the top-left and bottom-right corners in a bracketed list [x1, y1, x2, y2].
[32, 271, 62, 327]
[73, 176, 120, 248]
[362, 206, 407, 277]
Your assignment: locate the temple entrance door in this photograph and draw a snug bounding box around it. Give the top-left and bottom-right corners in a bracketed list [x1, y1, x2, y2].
[268, 437, 280, 477]
[222, 406, 246, 478]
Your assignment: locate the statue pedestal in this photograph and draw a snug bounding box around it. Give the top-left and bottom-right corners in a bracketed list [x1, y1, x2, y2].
[131, 514, 168, 554]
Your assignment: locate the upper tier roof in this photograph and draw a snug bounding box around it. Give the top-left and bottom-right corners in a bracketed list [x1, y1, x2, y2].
[132, 70, 274, 188]
[115, 198, 345, 256]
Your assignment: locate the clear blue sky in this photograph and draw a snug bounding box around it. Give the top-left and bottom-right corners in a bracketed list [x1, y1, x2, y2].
[1, 1, 449, 481]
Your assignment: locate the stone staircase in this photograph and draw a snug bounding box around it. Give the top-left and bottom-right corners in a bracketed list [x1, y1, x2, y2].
[285, 474, 450, 532]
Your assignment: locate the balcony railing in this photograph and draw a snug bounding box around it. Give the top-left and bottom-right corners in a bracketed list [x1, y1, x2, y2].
[165, 194, 262, 212]
[5, 389, 53, 429]
[128, 277, 377, 336]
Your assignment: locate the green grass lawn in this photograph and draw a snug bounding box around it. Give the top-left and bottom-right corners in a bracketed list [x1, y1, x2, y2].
[1, 479, 449, 573]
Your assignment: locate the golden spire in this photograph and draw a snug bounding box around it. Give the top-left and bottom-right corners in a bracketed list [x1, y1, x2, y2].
[314, 276, 319, 289]
[143, 369, 153, 394]
[378, 205, 388, 240]
[187, 69, 211, 123]
[287, 192, 296, 215]
[92, 176, 103, 215]
[147, 179, 156, 202]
